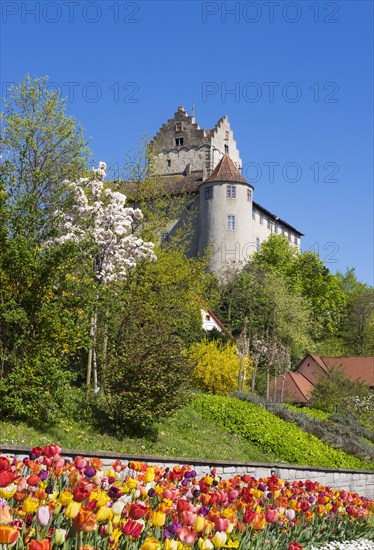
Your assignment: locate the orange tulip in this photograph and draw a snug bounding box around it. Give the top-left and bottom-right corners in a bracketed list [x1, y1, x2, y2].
[0, 525, 20, 545]
[27, 540, 51, 550]
[72, 508, 97, 532]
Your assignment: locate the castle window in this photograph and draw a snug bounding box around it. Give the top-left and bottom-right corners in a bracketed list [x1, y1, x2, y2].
[260, 215, 263, 225]
[274, 225, 278, 233]
[224, 144, 229, 154]
[256, 237, 260, 251]
[267, 220, 271, 229]
[252, 211, 256, 220]
[227, 215, 236, 231]
[225, 130, 229, 140]
[247, 189, 251, 201]
[288, 233, 292, 241]
[175, 137, 184, 147]
[161, 232, 170, 243]
[294, 236, 298, 245]
[226, 184, 236, 198]
[205, 186, 213, 200]
[167, 159, 171, 167]
[175, 123, 182, 132]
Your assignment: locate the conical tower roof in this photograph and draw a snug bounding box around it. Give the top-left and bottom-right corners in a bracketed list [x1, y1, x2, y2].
[204, 154, 248, 184]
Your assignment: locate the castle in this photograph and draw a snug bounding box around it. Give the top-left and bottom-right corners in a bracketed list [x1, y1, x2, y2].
[150, 106, 303, 272]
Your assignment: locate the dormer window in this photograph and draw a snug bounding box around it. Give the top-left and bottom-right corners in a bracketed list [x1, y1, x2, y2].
[175, 123, 182, 132]
[175, 137, 184, 147]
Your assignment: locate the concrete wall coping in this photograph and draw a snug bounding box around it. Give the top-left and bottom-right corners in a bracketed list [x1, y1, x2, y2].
[1, 445, 373, 475]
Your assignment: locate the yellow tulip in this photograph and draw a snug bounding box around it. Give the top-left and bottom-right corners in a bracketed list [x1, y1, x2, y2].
[96, 492, 111, 508]
[212, 532, 227, 548]
[96, 506, 111, 522]
[141, 537, 161, 550]
[64, 501, 81, 519]
[198, 538, 214, 549]
[127, 477, 138, 490]
[59, 491, 73, 506]
[22, 497, 39, 514]
[144, 468, 155, 483]
[151, 511, 166, 527]
[164, 541, 182, 550]
[0, 484, 16, 500]
[194, 515, 205, 533]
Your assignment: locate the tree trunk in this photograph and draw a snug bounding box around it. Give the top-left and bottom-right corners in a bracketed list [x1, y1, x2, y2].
[281, 373, 286, 403]
[251, 365, 257, 393]
[273, 370, 277, 402]
[86, 306, 98, 392]
[266, 369, 270, 401]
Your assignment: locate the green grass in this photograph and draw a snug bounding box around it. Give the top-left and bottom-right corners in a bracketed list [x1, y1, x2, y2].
[0, 402, 277, 463]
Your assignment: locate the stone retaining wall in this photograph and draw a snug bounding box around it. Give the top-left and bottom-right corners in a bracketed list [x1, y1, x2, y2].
[1, 445, 373, 500]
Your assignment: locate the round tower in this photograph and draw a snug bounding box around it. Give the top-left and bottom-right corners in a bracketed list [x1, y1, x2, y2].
[198, 155, 254, 272]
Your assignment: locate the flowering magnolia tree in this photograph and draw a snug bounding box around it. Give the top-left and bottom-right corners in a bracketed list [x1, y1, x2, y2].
[49, 162, 156, 389]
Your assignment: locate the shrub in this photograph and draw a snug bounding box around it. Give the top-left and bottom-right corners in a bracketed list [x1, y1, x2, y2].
[190, 339, 250, 395]
[192, 393, 374, 469]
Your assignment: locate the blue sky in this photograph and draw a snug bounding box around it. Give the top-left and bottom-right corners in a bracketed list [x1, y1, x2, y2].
[1, 0, 373, 283]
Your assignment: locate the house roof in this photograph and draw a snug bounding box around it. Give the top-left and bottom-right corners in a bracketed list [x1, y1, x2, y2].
[207, 309, 233, 339]
[204, 154, 249, 185]
[321, 356, 374, 387]
[269, 371, 313, 404]
[309, 353, 329, 373]
[119, 171, 204, 200]
[252, 201, 304, 237]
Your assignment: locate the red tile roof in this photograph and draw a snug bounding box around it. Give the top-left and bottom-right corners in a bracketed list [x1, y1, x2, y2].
[321, 356, 374, 387]
[269, 372, 313, 404]
[204, 155, 249, 185]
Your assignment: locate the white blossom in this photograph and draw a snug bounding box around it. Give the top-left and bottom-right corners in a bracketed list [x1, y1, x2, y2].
[311, 539, 374, 550]
[49, 161, 156, 283]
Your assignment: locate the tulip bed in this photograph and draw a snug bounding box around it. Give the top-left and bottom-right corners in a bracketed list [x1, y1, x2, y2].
[0, 446, 373, 550]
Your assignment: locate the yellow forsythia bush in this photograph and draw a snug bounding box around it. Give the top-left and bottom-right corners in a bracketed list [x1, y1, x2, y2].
[190, 339, 252, 395]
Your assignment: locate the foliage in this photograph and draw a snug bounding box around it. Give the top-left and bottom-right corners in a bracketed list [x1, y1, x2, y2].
[310, 366, 371, 414]
[219, 265, 313, 362]
[1, 74, 89, 243]
[192, 394, 374, 469]
[103, 247, 211, 436]
[190, 339, 251, 395]
[252, 235, 347, 340]
[234, 392, 374, 462]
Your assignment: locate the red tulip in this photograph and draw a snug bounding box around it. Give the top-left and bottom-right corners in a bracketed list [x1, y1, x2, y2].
[128, 501, 148, 520]
[27, 474, 41, 487]
[0, 471, 15, 487]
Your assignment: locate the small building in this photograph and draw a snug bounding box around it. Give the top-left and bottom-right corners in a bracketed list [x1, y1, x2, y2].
[201, 309, 233, 338]
[270, 353, 374, 404]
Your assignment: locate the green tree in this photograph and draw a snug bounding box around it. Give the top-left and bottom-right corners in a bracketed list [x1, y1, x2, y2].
[252, 235, 347, 341]
[0, 76, 91, 423]
[102, 246, 212, 435]
[1, 75, 89, 243]
[336, 269, 374, 354]
[310, 366, 371, 414]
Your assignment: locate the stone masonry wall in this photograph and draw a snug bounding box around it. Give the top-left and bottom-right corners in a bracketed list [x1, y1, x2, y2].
[1, 446, 373, 500]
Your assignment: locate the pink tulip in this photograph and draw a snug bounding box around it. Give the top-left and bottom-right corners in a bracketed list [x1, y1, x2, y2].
[36, 506, 51, 527]
[285, 508, 296, 521]
[178, 527, 197, 545]
[265, 508, 279, 523]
